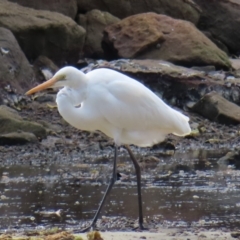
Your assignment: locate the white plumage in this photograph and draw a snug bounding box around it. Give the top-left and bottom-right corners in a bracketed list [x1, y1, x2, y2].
[54, 67, 191, 147]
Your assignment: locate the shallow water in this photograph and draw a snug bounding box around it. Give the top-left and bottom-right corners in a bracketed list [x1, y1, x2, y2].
[1, 149, 240, 231]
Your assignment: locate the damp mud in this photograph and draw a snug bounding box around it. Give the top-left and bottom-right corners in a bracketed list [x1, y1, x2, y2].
[1, 101, 240, 239]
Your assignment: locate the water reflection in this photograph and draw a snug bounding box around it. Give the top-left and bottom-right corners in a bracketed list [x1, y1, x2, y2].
[1, 149, 240, 230]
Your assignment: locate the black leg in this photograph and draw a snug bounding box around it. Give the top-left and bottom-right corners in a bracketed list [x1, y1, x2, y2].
[125, 145, 145, 230]
[80, 145, 118, 232]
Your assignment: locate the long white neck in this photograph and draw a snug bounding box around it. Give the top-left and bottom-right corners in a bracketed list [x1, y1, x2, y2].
[56, 92, 92, 131]
[68, 71, 88, 104]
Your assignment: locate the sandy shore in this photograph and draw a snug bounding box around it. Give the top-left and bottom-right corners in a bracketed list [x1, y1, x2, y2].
[76, 228, 237, 240]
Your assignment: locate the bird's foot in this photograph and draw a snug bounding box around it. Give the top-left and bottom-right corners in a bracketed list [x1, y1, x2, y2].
[79, 224, 95, 233]
[133, 223, 148, 231]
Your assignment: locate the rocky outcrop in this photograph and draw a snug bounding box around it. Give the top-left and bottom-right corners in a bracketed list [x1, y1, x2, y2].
[77, 10, 120, 58]
[0, 0, 86, 66]
[77, 0, 200, 24]
[192, 92, 240, 125]
[8, 0, 78, 19]
[0, 105, 47, 140]
[195, 0, 240, 54]
[103, 13, 231, 69]
[0, 27, 34, 94]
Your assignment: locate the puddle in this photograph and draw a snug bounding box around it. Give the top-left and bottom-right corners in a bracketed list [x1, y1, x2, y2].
[1, 149, 240, 231]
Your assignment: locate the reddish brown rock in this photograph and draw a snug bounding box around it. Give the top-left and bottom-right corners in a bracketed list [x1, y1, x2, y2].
[103, 13, 230, 69]
[8, 0, 78, 19]
[0, 0, 86, 66]
[77, 0, 200, 24]
[77, 9, 120, 58]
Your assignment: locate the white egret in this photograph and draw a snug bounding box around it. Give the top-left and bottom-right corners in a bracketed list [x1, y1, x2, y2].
[26, 66, 191, 231]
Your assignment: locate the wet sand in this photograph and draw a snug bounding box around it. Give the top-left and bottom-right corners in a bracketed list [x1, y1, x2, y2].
[77, 229, 236, 240]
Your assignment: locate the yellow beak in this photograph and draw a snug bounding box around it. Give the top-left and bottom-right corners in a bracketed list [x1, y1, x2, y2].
[25, 77, 58, 95]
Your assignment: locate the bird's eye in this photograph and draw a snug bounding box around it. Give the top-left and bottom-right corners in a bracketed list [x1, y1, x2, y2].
[57, 75, 66, 81]
[75, 103, 81, 108]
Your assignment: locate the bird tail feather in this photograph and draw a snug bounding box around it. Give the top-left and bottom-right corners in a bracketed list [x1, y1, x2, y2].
[171, 111, 191, 136]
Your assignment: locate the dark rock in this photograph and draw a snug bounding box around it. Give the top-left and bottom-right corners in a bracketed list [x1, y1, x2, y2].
[191, 66, 216, 73]
[33, 95, 55, 103]
[202, 31, 229, 54]
[231, 232, 240, 238]
[218, 151, 237, 166]
[0, 27, 35, 94]
[77, 0, 200, 24]
[195, 0, 240, 54]
[103, 13, 230, 69]
[192, 91, 240, 125]
[8, 0, 78, 19]
[77, 9, 120, 58]
[0, 0, 86, 66]
[151, 141, 176, 154]
[0, 105, 47, 139]
[0, 132, 38, 145]
[33, 56, 59, 83]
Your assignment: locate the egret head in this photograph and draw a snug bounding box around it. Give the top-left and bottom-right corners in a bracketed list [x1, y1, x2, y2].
[26, 66, 86, 95]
